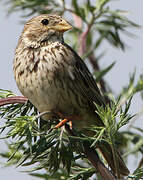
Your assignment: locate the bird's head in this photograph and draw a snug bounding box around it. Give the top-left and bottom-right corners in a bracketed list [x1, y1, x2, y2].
[21, 14, 72, 48]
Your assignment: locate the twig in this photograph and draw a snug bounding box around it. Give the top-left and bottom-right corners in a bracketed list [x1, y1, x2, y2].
[65, 124, 116, 180]
[0, 96, 28, 106]
[78, 14, 94, 56]
[64, 8, 75, 14]
[78, 28, 90, 56]
[35, 111, 52, 119]
[0, 95, 116, 179]
[110, 142, 120, 179]
[72, 13, 82, 29]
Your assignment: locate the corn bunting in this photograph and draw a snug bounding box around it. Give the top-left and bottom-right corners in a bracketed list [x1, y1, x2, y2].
[13, 14, 129, 176]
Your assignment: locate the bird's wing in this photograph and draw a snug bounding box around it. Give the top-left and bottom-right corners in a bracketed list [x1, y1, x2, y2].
[64, 43, 106, 107]
[62, 44, 130, 177]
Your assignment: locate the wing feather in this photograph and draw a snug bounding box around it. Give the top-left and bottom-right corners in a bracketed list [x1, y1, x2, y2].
[64, 43, 105, 107]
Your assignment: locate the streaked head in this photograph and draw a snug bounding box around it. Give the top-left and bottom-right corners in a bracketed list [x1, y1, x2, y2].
[21, 14, 72, 48]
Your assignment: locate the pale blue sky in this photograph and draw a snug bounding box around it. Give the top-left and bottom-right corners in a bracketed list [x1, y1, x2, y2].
[0, 0, 143, 179]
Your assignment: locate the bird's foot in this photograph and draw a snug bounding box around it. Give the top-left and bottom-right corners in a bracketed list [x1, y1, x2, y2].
[54, 112, 73, 129]
[54, 118, 71, 128]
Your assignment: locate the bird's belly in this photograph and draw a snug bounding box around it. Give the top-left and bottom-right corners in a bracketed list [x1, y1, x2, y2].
[15, 67, 98, 131]
[16, 68, 74, 117]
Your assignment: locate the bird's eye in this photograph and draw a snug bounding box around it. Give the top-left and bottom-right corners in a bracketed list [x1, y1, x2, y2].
[41, 19, 49, 25]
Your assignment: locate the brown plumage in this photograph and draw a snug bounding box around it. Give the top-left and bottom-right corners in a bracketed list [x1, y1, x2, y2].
[13, 14, 129, 177]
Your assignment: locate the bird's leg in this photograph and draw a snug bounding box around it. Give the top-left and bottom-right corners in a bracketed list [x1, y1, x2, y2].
[69, 120, 73, 129]
[54, 118, 70, 129]
[54, 112, 73, 129]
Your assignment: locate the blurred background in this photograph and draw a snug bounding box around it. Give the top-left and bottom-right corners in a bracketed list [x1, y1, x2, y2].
[0, 0, 143, 179]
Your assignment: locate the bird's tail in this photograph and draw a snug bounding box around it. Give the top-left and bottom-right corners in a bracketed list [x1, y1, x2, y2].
[98, 141, 130, 176]
[83, 142, 116, 180]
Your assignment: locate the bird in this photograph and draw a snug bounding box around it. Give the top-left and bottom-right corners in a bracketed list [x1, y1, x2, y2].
[13, 14, 129, 177]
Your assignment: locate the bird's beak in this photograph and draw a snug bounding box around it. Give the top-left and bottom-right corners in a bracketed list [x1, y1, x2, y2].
[54, 20, 72, 32]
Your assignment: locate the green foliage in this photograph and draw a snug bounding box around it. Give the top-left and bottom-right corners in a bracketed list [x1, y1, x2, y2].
[0, 0, 143, 180]
[2, 0, 139, 52]
[94, 62, 115, 83]
[0, 78, 143, 179]
[0, 89, 15, 98]
[4, 0, 60, 16]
